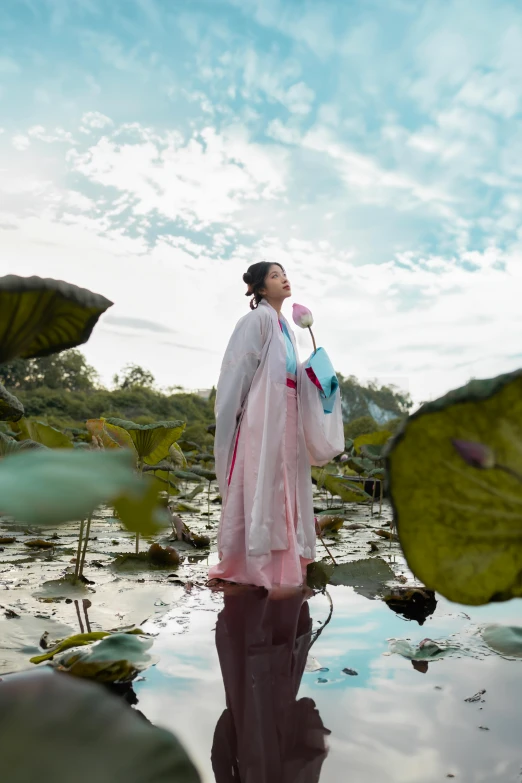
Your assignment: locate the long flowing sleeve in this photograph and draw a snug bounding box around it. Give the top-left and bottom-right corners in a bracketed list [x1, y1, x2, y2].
[214, 309, 269, 496]
[298, 350, 344, 466]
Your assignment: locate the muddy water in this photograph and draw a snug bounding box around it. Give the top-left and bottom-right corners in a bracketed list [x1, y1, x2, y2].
[135, 585, 522, 783]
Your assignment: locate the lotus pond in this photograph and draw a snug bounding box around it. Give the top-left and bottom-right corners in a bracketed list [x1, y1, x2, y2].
[1, 486, 520, 783]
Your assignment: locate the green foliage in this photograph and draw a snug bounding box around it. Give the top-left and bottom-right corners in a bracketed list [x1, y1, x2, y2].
[114, 364, 155, 390]
[10, 383, 216, 448]
[387, 367, 522, 605]
[338, 373, 413, 424]
[344, 415, 378, 440]
[0, 349, 98, 392]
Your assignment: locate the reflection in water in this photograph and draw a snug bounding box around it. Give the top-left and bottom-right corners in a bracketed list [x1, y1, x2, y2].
[211, 586, 330, 782]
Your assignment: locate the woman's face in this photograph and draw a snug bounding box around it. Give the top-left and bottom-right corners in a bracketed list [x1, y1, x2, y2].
[260, 264, 291, 300]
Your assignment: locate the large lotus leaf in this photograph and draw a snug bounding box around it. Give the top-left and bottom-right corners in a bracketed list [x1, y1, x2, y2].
[172, 469, 203, 483]
[12, 418, 73, 449]
[188, 465, 216, 481]
[0, 669, 201, 782]
[0, 383, 24, 421]
[360, 443, 385, 461]
[86, 418, 137, 453]
[53, 633, 157, 682]
[386, 368, 522, 605]
[0, 275, 113, 363]
[106, 418, 185, 464]
[312, 468, 371, 503]
[0, 431, 47, 458]
[329, 557, 396, 598]
[480, 624, 522, 658]
[353, 431, 392, 454]
[0, 449, 166, 534]
[113, 478, 170, 536]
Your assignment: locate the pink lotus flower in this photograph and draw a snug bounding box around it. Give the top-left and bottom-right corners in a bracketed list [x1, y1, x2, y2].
[292, 303, 317, 354]
[292, 303, 314, 328]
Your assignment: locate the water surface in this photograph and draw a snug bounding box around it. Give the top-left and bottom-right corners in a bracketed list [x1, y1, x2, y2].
[136, 585, 522, 782]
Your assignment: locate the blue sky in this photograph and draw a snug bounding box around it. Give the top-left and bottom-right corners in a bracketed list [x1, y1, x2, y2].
[0, 0, 520, 403]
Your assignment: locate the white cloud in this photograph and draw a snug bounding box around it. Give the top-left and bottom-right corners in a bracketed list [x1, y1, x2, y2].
[11, 135, 31, 151]
[69, 123, 288, 227]
[79, 111, 114, 133]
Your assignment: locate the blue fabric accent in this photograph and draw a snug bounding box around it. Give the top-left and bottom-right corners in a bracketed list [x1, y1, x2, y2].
[305, 347, 339, 414]
[280, 320, 297, 376]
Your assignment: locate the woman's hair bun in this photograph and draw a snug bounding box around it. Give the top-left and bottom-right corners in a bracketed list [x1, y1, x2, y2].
[243, 271, 253, 284]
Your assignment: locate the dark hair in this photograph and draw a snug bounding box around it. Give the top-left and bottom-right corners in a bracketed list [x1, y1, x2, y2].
[243, 262, 286, 310]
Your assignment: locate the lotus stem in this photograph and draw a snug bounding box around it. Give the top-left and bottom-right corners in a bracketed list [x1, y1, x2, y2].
[308, 326, 317, 355]
[74, 519, 85, 581]
[315, 521, 338, 565]
[136, 532, 140, 555]
[166, 469, 170, 503]
[74, 599, 84, 634]
[207, 480, 211, 519]
[379, 480, 384, 516]
[78, 514, 92, 578]
[371, 480, 377, 517]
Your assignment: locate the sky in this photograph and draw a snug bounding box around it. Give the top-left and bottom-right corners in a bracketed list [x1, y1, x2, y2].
[0, 0, 521, 405]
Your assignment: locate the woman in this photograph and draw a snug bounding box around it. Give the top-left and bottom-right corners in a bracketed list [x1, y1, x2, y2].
[209, 262, 344, 589]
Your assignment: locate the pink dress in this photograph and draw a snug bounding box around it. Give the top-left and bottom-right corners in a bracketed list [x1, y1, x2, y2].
[210, 301, 344, 589]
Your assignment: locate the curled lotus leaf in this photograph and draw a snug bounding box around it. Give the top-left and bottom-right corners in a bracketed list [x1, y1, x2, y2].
[0, 275, 113, 362]
[353, 431, 392, 455]
[312, 468, 371, 503]
[168, 443, 186, 467]
[0, 383, 24, 422]
[0, 432, 48, 458]
[360, 443, 385, 461]
[387, 368, 522, 605]
[52, 633, 157, 683]
[12, 418, 73, 449]
[86, 418, 136, 453]
[106, 418, 185, 465]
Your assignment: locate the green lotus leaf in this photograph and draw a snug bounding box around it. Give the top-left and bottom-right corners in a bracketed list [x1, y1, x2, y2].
[86, 418, 137, 453]
[106, 418, 185, 465]
[306, 561, 334, 590]
[480, 624, 522, 658]
[113, 478, 170, 536]
[0, 669, 201, 783]
[353, 431, 392, 454]
[188, 465, 216, 481]
[387, 368, 522, 605]
[0, 432, 47, 458]
[0, 275, 113, 362]
[0, 449, 166, 534]
[0, 383, 24, 422]
[312, 468, 371, 503]
[360, 443, 385, 461]
[12, 418, 73, 449]
[329, 558, 395, 599]
[172, 469, 203, 483]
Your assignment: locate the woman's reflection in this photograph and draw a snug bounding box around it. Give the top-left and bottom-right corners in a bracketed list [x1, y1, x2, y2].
[211, 585, 330, 782]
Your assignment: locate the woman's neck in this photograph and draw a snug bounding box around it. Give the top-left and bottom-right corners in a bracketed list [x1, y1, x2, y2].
[263, 296, 283, 315]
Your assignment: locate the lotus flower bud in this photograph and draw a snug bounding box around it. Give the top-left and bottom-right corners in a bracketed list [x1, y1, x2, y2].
[452, 439, 495, 470]
[340, 454, 349, 463]
[292, 303, 314, 329]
